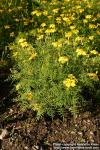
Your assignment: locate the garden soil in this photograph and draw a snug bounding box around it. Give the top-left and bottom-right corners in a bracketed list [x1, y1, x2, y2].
[0, 102, 100, 150]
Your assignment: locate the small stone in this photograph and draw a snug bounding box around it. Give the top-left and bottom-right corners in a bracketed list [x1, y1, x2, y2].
[78, 132, 83, 136]
[9, 109, 13, 113]
[87, 119, 91, 123]
[90, 131, 94, 135]
[0, 129, 8, 140]
[70, 131, 75, 134]
[24, 146, 28, 150]
[33, 145, 39, 150]
[90, 139, 94, 142]
[75, 124, 78, 127]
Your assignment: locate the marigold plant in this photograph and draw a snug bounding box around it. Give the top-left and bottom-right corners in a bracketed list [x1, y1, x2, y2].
[10, 0, 100, 118]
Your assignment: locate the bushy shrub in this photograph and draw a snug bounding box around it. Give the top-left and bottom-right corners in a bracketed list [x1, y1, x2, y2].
[10, 35, 100, 118]
[10, 0, 100, 118]
[0, 0, 35, 58]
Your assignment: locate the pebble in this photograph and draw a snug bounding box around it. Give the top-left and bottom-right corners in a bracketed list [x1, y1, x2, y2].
[78, 132, 82, 136]
[90, 131, 94, 135]
[0, 129, 8, 140]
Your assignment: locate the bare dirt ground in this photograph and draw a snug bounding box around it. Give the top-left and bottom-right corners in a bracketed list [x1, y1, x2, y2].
[0, 101, 100, 150]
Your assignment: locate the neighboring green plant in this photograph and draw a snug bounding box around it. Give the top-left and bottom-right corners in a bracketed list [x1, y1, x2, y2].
[0, 0, 35, 60]
[10, 0, 100, 118]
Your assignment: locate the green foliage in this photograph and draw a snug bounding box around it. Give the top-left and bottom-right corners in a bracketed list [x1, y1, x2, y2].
[0, 0, 35, 62]
[5, 0, 100, 118]
[10, 33, 100, 118]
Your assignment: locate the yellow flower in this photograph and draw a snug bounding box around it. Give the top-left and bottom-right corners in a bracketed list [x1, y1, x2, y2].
[85, 15, 92, 19]
[32, 10, 41, 16]
[31, 10, 38, 15]
[71, 16, 75, 20]
[20, 42, 29, 48]
[56, 17, 62, 24]
[83, 19, 88, 23]
[52, 41, 62, 48]
[63, 74, 77, 88]
[32, 103, 42, 111]
[98, 53, 100, 56]
[18, 38, 26, 43]
[52, 8, 59, 13]
[76, 48, 87, 56]
[87, 73, 99, 80]
[75, 36, 83, 41]
[16, 84, 20, 90]
[79, 8, 84, 13]
[43, 10, 48, 16]
[58, 56, 69, 64]
[96, 30, 100, 35]
[37, 35, 44, 40]
[47, 15, 52, 19]
[72, 29, 79, 34]
[37, 28, 43, 33]
[49, 24, 55, 28]
[65, 32, 72, 38]
[36, 12, 42, 17]
[29, 52, 37, 60]
[4, 25, 10, 29]
[27, 92, 33, 101]
[76, 5, 81, 9]
[13, 52, 18, 58]
[63, 79, 76, 88]
[10, 32, 15, 37]
[89, 24, 96, 29]
[41, 23, 46, 27]
[45, 28, 56, 34]
[63, 17, 71, 24]
[90, 50, 98, 55]
[60, 13, 64, 17]
[15, 18, 20, 22]
[70, 26, 76, 30]
[89, 36, 94, 40]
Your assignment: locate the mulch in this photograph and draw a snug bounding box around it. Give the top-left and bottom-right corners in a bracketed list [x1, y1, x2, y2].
[0, 102, 100, 150]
